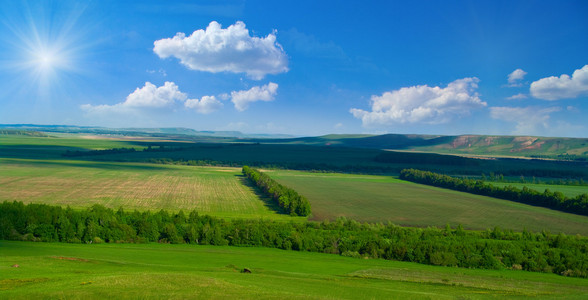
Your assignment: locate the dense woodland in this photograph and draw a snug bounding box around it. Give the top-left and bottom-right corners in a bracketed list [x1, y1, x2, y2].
[242, 166, 311, 216]
[1, 201, 587, 278]
[400, 169, 588, 216]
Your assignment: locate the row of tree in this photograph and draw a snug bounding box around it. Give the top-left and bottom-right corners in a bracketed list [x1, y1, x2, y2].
[400, 169, 588, 216]
[479, 173, 587, 186]
[375, 151, 479, 166]
[63, 147, 138, 157]
[1, 201, 587, 277]
[242, 166, 311, 216]
[63, 145, 192, 157]
[0, 129, 48, 137]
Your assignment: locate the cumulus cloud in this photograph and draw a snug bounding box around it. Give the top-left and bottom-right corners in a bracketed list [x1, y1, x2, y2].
[81, 81, 221, 115]
[184, 95, 223, 114]
[231, 82, 278, 111]
[153, 21, 288, 80]
[530, 65, 588, 100]
[506, 93, 527, 100]
[81, 82, 187, 114]
[350, 78, 486, 126]
[507, 68, 527, 86]
[489, 106, 561, 135]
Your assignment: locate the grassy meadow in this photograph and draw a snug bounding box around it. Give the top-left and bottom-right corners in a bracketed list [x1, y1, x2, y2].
[0, 158, 298, 221]
[2, 241, 588, 299]
[267, 170, 588, 235]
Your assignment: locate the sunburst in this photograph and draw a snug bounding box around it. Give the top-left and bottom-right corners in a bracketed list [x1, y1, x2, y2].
[0, 1, 92, 98]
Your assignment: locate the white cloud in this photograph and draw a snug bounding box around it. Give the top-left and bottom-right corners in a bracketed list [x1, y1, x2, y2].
[507, 68, 527, 86]
[81, 82, 187, 114]
[81, 81, 219, 115]
[185, 95, 223, 114]
[506, 93, 527, 100]
[218, 93, 230, 100]
[350, 78, 486, 126]
[489, 106, 560, 135]
[530, 65, 588, 100]
[153, 21, 288, 80]
[334, 123, 344, 129]
[231, 82, 278, 111]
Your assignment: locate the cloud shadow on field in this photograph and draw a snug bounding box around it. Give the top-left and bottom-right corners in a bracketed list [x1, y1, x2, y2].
[0, 156, 171, 172]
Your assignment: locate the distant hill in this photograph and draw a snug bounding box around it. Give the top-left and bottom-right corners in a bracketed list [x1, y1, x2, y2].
[0, 124, 295, 139]
[2, 124, 586, 160]
[245, 134, 588, 161]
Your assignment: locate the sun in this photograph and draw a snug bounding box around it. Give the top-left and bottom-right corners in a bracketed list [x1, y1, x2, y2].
[1, 1, 93, 98]
[39, 53, 54, 68]
[34, 49, 60, 71]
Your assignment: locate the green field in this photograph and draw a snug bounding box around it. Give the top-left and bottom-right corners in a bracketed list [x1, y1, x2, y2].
[3, 133, 588, 297]
[1, 241, 587, 299]
[0, 158, 298, 221]
[487, 182, 588, 198]
[267, 170, 588, 235]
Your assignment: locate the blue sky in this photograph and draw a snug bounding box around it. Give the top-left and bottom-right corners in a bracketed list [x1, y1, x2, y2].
[1, 0, 587, 137]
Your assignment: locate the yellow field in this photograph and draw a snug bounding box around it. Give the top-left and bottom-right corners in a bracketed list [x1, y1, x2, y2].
[0, 159, 294, 220]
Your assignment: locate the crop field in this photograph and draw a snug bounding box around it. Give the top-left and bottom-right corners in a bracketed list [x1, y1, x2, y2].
[267, 170, 588, 235]
[2, 241, 587, 299]
[0, 158, 296, 220]
[487, 182, 588, 198]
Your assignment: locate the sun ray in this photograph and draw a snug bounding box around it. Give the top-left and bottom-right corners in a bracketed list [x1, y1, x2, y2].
[0, 0, 95, 100]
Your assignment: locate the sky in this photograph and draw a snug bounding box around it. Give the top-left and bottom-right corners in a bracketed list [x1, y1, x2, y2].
[0, 0, 587, 137]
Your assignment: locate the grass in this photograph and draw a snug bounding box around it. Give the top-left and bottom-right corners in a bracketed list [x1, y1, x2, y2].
[487, 182, 588, 198]
[267, 170, 588, 235]
[0, 158, 299, 221]
[1, 241, 587, 299]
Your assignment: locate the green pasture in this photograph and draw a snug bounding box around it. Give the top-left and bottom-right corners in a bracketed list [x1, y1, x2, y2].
[0, 158, 297, 221]
[487, 182, 588, 198]
[267, 170, 588, 235]
[1, 241, 587, 299]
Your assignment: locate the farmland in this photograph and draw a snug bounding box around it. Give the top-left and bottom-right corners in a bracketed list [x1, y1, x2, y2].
[3, 134, 588, 179]
[267, 170, 588, 235]
[2, 132, 588, 298]
[2, 241, 588, 299]
[0, 158, 296, 220]
[487, 182, 588, 198]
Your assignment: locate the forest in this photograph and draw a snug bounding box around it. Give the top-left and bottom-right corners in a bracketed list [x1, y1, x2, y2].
[1, 201, 587, 278]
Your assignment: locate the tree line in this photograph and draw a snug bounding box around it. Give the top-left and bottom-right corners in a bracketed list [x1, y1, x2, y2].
[242, 166, 311, 216]
[400, 169, 588, 216]
[478, 172, 587, 186]
[63, 145, 191, 157]
[0, 129, 48, 137]
[1, 201, 587, 278]
[63, 147, 138, 157]
[375, 151, 479, 166]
